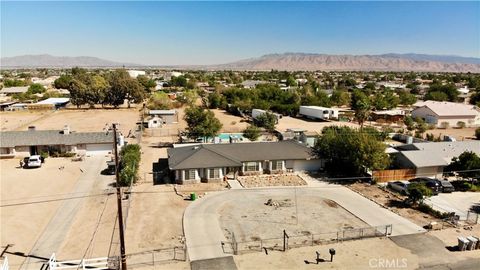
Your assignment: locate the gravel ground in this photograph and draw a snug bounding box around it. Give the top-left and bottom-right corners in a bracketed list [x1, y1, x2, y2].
[238, 174, 307, 188]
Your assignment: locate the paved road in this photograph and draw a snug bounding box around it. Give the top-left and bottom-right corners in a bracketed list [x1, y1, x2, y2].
[227, 180, 243, 189]
[425, 192, 480, 220]
[183, 183, 425, 262]
[20, 156, 108, 269]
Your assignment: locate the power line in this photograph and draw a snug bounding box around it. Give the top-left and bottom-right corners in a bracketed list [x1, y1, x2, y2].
[0, 193, 113, 208]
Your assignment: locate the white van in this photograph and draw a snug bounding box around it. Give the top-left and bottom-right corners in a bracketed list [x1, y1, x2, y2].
[27, 155, 42, 168]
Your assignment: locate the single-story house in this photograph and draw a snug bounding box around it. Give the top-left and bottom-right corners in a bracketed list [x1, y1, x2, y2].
[411, 101, 480, 128]
[393, 141, 480, 178]
[148, 109, 178, 124]
[167, 141, 322, 184]
[0, 126, 118, 158]
[138, 115, 163, 129]
[0, 86, 29, 95]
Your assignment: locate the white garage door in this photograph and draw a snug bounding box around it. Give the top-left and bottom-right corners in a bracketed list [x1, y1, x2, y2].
[86, 143, 112, 155]
[293, 160, 322, 172]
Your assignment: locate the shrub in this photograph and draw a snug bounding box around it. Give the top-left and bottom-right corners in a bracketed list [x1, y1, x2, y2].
[416, 203, 451, 219]
[457, 121, 466, 129]
[243, 125, 261, 141]
[40, 151, 49, 159]
[119, 144, 141, 186]
[440, 122, 449, 129]
[407, 183, 432, 204]
[475, 127, 480, 140]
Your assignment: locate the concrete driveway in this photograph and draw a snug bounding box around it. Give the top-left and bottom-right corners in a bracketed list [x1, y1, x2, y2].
[425, 192, 480, 220]
[20, 155, 109, 269]
[183, 184, 425, 262]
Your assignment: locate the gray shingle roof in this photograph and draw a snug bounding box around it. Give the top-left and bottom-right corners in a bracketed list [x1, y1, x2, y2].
[397, 141, 480, 168]
[167, 141, 314, 170]
[0, 130, 114, 148]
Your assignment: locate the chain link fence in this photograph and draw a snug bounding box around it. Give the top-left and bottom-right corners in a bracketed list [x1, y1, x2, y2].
[226, 224, 392, 255]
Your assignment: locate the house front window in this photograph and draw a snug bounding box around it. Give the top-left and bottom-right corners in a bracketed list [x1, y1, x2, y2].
[271, 160, 283, 170]
[209, 168, 220, 179]
[244, 162, 259, 172]
[186, 169, 196, 180]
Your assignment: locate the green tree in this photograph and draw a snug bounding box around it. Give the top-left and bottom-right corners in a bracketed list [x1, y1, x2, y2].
[351, 90, 371, 128]
[27, 83, 46, 94]
[475, 127, 480, 140]
[147, 92, 173, 110]
[177, 90, 198, 106]
[407, 183, 432, 205]
[330, 90, 350, 106]
[54, 75, 73, 89]
[106, 69, 145, 108]
[254, 112, 277, 133]
[398, 91, 417, 106]
[313, 126, 390, 176]
[184, 106, 222, 140]
[68, 79, 88, 107]
[137, 75, 157, 92]
[243, 125, 261, 141]
[404, 116, 415, 131]
[425, 83, 458, 102]
[170, 75, 187, 87]
[446, 151, 480, 178]
[207, 92, 227, 109]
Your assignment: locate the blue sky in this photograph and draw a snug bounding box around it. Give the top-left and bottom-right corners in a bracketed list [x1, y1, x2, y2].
[1, 1, 479, 65]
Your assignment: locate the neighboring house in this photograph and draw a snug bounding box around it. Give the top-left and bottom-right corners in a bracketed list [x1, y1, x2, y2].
[241, 80, 268, 89]
[0, 86, 29, 95]
[127, 70, 146, 78]
[148, 109, 178, 124]
[139, 115, 163, 128]
[167, 141, 322, 184]
[393, 141, 480, 178]
[411, 101, 480, 128]
[0, 126, 118, 158]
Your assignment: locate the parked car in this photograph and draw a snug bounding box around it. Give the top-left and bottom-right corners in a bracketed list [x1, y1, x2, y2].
[408, 177, 441, 195]
[27, 155, 42, 168]
[439, 180, 455, 193]
[387, 181, 410, 195]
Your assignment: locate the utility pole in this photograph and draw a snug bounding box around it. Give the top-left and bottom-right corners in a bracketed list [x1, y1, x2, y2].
[113, 123, 127, 270]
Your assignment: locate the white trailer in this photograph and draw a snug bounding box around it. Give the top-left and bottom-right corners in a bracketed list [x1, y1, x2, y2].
[252, 109, 282, 122]
[299, 106, 338, 120]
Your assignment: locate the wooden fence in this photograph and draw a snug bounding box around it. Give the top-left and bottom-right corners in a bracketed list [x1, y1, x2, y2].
[372, 169, 416, 182]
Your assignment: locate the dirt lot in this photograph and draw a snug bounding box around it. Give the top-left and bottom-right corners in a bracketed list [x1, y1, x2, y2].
[234, 237, 419, 270]
[238, 174, 307, 188]
[426, 127, 478, 141]
[347, 182, 443, 227]
[0, 158, 82, 269]
[219, 193, 367, 244]
[0, 108, 140, 134]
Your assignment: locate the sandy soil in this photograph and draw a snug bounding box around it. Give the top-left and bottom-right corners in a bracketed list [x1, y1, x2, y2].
[238, 174, 307, 188]
[347, 182, 444, 227]
[219, 194, 367, 245]
[276, 116, 360, 133]
[124, 183, 189, 253]
[0, 110, 54, 131]
[234, 237, 419, 270]
[211, 109, 249, 133]
[0, 158, 82, 269]
[1, 109, 140, 134]
[424, 127, 478, 141]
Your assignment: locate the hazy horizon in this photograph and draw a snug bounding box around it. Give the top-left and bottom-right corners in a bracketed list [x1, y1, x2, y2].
[1, 1, 479, 65]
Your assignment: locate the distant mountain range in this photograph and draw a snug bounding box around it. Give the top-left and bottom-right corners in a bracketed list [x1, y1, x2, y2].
[213, 53, 480, 72]
[0, 54, 138, 68]
[1, 53, 480, 72]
